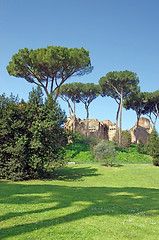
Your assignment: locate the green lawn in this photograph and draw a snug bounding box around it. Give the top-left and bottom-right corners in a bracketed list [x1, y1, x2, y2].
[0, 164, 159, 240]
[65, 141, 151, 164]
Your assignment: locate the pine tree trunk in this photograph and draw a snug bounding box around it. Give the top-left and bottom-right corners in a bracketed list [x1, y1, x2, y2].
[153, 116, 157, 129]
[118, 93, 123, 148]
[155, 103, 159, 119]
[66, 100, 73, 116]
[72, 101, 76, 133]
[135, 113, 140, 144]
[85, 105, 89, 137]
[116, 104, 120, 127]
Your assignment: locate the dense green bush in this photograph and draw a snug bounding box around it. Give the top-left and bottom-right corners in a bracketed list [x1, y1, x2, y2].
[146, 129, 159, 166]
[113, 130, 131, 148]
[136, 139, 147, 154]
[0, 88, 68, 180]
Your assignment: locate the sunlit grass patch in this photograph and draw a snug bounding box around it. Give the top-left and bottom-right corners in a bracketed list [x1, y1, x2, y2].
[0, 164, 159, 240]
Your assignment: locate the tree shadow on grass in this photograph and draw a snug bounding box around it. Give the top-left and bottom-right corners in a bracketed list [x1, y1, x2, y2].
[100, 163, 123, 168]
[52, 165, 100, 181]
[0, 174, 159, 239]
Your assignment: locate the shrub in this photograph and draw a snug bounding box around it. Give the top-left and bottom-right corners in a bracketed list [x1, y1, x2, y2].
[136, 139, 147, 154]
[152, 157, 159, 166]
[146, 129, 159, 166]
[93, 140, 116, 166]
[0, 89, 68, 180]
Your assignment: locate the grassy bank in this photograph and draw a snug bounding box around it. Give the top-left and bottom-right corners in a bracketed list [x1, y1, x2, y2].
[65, 140, 151, 164]
[0, 164, 159, 240]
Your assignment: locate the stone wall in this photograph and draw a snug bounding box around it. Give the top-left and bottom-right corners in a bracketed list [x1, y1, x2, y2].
[129, 117, 152, 144]
[64, 116, 152, 144]
[101, 120, 117, 141]
[64, 117, 116, 140]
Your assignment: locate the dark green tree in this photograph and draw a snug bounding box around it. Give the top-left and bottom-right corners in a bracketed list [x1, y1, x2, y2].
[28, 95, 67, 177]
[123, 92, 148, 127]
[0, 95, 30, 180]
[99, 70, 139, 148]
[28, 86, 44, 105]
[142, 91, 159, 129]
[7, 46, 93, 100]
[146, 129, 159, 166]
[123, 91, 148, 143]
[0, 89, 67, 181]
[124, 90, 159, 141]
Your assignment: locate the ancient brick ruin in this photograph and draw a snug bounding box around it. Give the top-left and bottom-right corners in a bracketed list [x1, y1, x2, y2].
[129, 117, 152, 144]
[64, 116, 152, 143]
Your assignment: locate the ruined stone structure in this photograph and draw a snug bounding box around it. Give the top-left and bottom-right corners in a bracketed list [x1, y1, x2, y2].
[64, 116, 152, 144]
[76, 118, 109, 140]
[101, 120, 117, 141]
[129, 117, 152, 144]
[64, 117, 116, 140]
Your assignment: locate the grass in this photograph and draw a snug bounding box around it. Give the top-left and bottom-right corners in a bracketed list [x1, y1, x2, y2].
[0, 164, 159, 240]
[66, 140, 151, 164]
[115, 144, 151, 163]
[65, 139, 96, 163]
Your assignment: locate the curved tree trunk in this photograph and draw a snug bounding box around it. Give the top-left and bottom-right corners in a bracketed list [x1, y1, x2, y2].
[67, 100, 73, 116]
[155, 103, 159, 119]
[149, 113, 157, 130]
[116, 104, 120, 127]
[153, 116, 157, 129]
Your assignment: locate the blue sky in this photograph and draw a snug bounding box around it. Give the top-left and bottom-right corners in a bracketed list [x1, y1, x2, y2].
[0, 0, 159, 131]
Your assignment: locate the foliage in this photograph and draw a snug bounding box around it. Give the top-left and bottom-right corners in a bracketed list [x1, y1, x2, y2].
[124, 90, 159, 129]
[59, 82, 100, 135]
[152, 157, 159, 166]
[113, 130, 131, 148]
[65, 136, 98, 163]
[77, 83, 101, 118]
[74, 135, 101, 146]
[116, 144, 151, 163]
[65, 137, 151, 164]
[146, 129, 159, 166]
[141, 90, 159, 128]
[28, 85, 44, 105]
[0, 89, 68, 180]
[59, 82, 100, 115]
[99, 70, 140, 148]
[136, 139, 147, 154]
[93, 140, 116, 166]
[123, 91, 148, 122]
[0, 94, 30, 180]
[99, 70, 139, 102]
[59, 82, 82, 115]
[6, 46, 93, 100]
